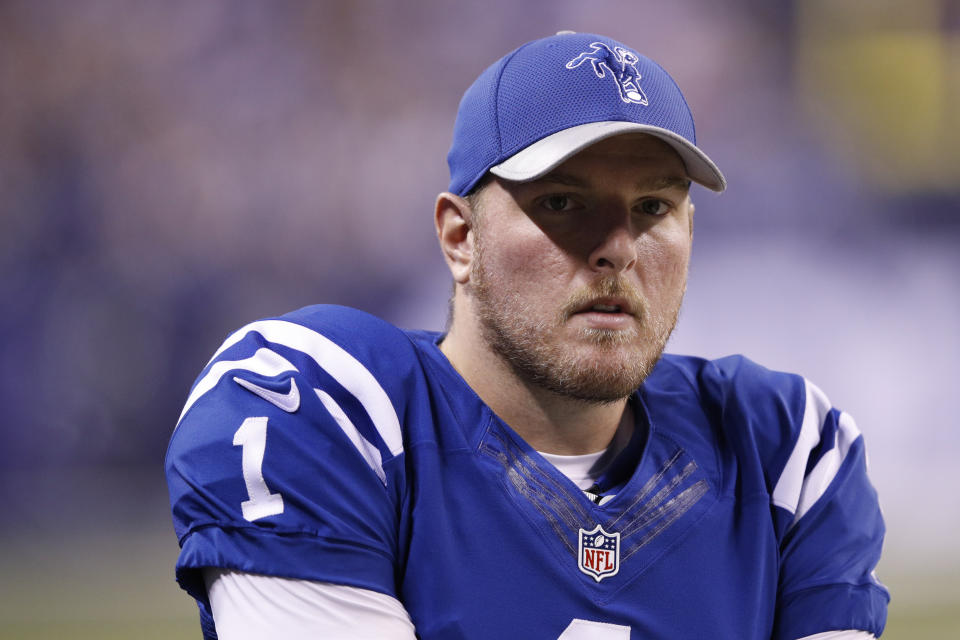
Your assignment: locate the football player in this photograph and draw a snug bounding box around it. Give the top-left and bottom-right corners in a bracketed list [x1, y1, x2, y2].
[166, 32, 889, 639]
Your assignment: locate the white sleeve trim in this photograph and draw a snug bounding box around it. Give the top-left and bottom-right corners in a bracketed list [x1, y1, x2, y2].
[796, 631, 875, 640]
[177, 348, 298, 426]
[771, 380, 831, 514]
[771, 379, 861, 530]
[315, 388, 387, 485]
[175, 319, 404, 483]
[204, 569, 417, 640]
[211, 319, 402, 456]
[793, 411, 860, 524]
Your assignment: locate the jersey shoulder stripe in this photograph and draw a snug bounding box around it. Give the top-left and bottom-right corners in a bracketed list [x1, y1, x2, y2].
[314, 387, 387, 485]
[177, 347, 298, 426]
[771, 379, 832, 516]
[657, 353, 866, 529]
[177, 314, 404, 460]
[773, 379, 862, 528]
[167, 307, 419, 610]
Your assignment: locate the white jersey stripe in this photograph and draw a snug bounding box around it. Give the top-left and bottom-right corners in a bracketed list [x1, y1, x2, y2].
[185, 319, 404, 458]
[792, 411, 861, 525]
[771, 379, 831, 517]
[315, 389, 387, 485]
[177, 348, 298, 426]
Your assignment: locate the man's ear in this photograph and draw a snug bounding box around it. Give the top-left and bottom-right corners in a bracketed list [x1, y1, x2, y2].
[688, 201, 695, 238]
[435, 192, 475, 284]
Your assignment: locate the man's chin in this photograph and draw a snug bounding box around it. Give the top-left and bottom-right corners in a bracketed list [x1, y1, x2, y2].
[546, 371, 645, 404]
[543, 348, 664, 403]
[584, 333, 643, 352]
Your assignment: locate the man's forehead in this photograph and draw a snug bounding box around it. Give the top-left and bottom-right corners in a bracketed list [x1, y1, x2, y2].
[533, 171, 692, 193]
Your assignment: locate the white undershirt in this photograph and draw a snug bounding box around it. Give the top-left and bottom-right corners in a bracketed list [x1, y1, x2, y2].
[204, 569, 415, 639]
[539, 449, 607, 489]
[203, 452, 877, 640]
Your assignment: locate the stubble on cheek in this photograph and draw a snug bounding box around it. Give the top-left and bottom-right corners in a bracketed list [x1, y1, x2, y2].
[469, 244, 682, 403]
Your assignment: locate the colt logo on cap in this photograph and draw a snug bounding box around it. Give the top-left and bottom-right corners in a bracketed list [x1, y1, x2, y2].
[566, 42, 649, 106]
[577, 525, 620, 582]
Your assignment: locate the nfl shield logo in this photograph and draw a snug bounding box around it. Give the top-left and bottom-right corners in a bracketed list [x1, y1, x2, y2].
[578, 525, 620, 582]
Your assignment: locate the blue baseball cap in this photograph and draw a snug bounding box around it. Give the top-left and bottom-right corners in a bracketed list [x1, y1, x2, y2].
[447, 32, 726, 195]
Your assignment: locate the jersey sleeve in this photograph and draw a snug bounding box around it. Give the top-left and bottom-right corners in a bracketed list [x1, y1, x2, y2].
[703, 356, 889, 639]
[165, 306, 414, 626]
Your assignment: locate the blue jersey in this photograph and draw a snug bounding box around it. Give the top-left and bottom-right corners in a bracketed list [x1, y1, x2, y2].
[166, 305, 888, 639]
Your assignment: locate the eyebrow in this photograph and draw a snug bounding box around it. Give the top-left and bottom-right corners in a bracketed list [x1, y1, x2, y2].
[533, 171, 691, 192]
[634, 175, 692, 191]
[535, 172, 590, 188]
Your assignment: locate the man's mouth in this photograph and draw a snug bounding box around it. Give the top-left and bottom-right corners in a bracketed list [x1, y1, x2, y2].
[575, 298, 634, 316]
[589, 304, 624, 313]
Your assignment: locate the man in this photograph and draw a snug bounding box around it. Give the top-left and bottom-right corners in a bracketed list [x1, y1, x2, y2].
[166, 32, 889, 639]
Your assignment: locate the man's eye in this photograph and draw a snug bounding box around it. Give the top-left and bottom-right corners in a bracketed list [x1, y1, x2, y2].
[638, 199, 669, 216]
[542, 195, 575, 212]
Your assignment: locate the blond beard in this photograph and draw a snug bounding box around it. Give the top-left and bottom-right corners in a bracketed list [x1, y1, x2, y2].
[469, 237, 682, 404]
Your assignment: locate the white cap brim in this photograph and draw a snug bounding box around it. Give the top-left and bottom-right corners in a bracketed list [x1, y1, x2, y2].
[489, 121, 726, 192]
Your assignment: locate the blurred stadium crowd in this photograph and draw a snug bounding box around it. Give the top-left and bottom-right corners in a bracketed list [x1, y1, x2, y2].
[0, 0, 957, 635]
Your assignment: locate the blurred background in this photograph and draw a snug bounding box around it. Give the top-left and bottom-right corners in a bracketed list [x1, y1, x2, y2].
[1, 0, 957, 637]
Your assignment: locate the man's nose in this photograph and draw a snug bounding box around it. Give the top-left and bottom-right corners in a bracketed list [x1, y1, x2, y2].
[587, 217, 638, 274]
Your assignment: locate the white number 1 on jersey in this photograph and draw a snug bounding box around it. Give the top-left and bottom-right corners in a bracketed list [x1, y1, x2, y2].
[558, 619, 631, 639]
[233, 416, 285, 521]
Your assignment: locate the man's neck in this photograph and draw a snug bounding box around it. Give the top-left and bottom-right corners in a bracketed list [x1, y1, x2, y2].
[439, 324, 631, 455]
